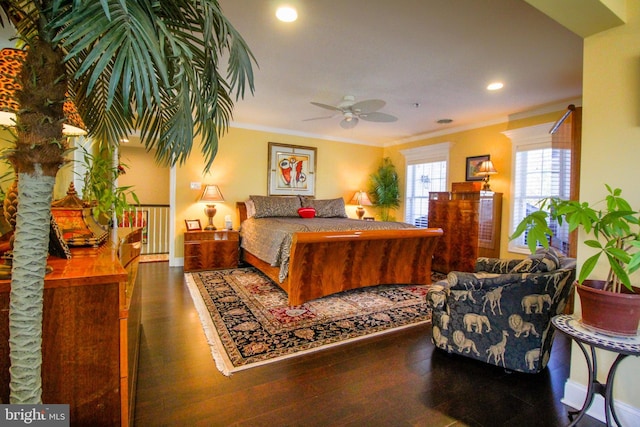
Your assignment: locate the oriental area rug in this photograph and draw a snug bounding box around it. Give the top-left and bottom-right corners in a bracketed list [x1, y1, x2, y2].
[185, 267, 445, 376]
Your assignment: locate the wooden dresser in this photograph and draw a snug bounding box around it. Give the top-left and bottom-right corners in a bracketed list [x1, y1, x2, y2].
[0, 228, 142, 426]
[428, 191, 502, 273]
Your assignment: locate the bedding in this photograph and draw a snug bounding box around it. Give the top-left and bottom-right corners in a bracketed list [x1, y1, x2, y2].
[240, 216, 416, 282]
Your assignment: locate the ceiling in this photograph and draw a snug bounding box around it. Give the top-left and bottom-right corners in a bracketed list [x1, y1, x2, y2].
[218, 0, 583, 147]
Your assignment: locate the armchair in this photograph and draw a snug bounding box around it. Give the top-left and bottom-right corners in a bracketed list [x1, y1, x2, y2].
[426, 249, 576, 373]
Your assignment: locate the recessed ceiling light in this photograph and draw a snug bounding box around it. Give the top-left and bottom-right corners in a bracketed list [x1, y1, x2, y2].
[487, 82, 504, 91]
[276, 6, 298, 22]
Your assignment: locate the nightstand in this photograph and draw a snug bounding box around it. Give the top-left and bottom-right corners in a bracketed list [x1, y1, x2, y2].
[184, 230, 239, 272]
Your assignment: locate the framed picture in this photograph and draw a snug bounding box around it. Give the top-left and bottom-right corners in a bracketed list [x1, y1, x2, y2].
[466, 154, 490, 181]
[119, 210, 149, 244]
[268, 142, 316, 196]
[185, 219, 202, 231]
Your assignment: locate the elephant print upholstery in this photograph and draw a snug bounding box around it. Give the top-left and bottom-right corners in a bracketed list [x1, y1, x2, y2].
[426, 248, 576, 373]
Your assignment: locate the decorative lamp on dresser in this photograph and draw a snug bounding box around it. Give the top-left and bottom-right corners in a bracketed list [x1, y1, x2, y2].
[428, 189, 502, 273]
[184, 230, 239, 272]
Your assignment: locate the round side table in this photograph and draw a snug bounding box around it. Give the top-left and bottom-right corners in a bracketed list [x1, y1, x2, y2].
[552, 314, 640, 427]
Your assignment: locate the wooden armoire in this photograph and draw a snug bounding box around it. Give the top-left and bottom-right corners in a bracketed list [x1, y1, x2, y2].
[428, 191, 502, 273]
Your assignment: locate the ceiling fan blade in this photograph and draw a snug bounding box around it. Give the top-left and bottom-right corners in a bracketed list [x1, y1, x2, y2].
[302, 114, 336, 122]
[311, 101, 342, 111]
[340, 117, 359, 129]
[351, 99, 385, 113]
[359, 112, 398, 123]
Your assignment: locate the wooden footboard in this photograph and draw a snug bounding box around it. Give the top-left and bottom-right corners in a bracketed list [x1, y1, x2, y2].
[236, 202, 443, 305]
[242, 228, 443, 305]
[286, 229, 442, 305]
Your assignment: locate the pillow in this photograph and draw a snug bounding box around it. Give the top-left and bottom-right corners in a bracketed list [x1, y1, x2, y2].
[535, 247, 561, 271]
[245, 199, 256, 218]
[509, 249, 560, 273]
[447, 271, 519, 290]
[298, 207, 316, 218]
[509, 258, 545, 273]
[250, 195, 301, 218]
[300, 197, 347, 218]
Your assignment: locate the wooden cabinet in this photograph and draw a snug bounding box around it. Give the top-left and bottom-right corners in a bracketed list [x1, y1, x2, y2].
[428, 191, 502, 273]
[0, 228, 142, 426]
[184, 230, 239, 272]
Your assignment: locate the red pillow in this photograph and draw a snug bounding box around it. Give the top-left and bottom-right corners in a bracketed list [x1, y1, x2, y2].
[298, 207, 316, 218]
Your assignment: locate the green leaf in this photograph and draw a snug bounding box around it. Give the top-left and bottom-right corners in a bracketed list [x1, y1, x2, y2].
[578, 253, 600, 284]
[607, 253, 631, 289]
[583, 239, 602, 249]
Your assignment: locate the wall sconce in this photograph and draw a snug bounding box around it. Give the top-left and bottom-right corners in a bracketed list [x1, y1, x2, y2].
[475, 160, 498, 191]
[0, 48, 87, 135]
[199, 185, 224, 230]
[349, 190, 372, 220]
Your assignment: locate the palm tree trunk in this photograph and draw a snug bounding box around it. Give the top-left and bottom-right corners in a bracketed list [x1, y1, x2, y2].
[5, 38, 67, 404]
[9, 167, 55, 403]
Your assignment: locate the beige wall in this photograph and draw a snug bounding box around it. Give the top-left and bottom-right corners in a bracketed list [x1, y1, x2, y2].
[173, 126, 383, 257]
[384, 110, 565, 259]
[171, 110, 572, 260]
[118, 144, 170, 205]
[569, 0, 640, 411]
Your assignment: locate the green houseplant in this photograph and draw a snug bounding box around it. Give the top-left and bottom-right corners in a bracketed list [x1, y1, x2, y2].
[511, 184, 640, 336]
[78, 143, 139, 224]
[368, 157, 400, 221]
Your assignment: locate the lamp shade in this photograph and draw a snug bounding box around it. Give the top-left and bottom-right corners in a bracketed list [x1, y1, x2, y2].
[0, 48, 87, 136]
[350, 190, 372, 206]
[199, 184, 224, 203]
[475, 160, 498, 191]
[475, 160, 498, 176]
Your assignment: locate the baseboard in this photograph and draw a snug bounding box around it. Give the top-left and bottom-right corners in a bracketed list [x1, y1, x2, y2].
[562, 379, 640, 426]
[170, 256, 184, 268]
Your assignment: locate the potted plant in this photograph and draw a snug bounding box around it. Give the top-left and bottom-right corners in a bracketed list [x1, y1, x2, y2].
[511, 184, 640, 336]
[77, 143, 139, 225]
[368, 157, 400, 221]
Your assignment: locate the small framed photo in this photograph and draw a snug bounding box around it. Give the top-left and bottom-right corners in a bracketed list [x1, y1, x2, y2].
[466, 154, 490, 181]
[185, 219, 202, 231]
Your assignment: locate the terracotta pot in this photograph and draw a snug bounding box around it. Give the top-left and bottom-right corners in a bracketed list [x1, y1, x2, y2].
[576, 279, 640, 337]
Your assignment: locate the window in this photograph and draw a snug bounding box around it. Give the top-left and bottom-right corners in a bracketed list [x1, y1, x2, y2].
[505, 123, 571, 253]
[401, 143, 449, 228]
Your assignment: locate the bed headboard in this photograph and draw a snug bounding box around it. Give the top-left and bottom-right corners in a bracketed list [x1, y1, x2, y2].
[236, 201, 248, 223]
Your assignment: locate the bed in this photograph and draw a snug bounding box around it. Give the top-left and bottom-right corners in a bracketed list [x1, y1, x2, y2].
[236, 196, 443, 305]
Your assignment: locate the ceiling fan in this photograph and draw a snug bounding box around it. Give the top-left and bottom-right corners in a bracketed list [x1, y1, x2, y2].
[304, 95, 398, 129]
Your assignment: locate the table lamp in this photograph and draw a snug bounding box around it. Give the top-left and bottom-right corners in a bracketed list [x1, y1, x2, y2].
[475, 160, 498, 191]
[199, 185, 224, 230]
[0, 48, 87, 136]
[349, 190, 372, 220]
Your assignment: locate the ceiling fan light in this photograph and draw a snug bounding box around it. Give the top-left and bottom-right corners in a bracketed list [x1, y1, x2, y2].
[340, 117, 358, 129]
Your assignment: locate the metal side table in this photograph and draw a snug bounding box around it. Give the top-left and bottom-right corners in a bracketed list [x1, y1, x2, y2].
[552, 314, 640, 427]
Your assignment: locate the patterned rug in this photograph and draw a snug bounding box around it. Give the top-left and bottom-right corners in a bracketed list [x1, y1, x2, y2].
[185, 267, 444, 376]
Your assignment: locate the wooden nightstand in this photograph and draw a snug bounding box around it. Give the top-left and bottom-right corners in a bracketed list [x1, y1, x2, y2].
[184, 230, 239, 272]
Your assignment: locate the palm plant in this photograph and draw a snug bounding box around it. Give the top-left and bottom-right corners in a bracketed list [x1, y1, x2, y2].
[368, 157, 400, 221]
[0, 0, 255, 404]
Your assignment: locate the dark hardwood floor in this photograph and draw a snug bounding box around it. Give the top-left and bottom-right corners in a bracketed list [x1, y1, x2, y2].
[134, 262, 604, 427]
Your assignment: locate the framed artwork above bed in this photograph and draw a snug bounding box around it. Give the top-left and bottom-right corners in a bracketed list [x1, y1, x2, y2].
[268, 142, 316, 196]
